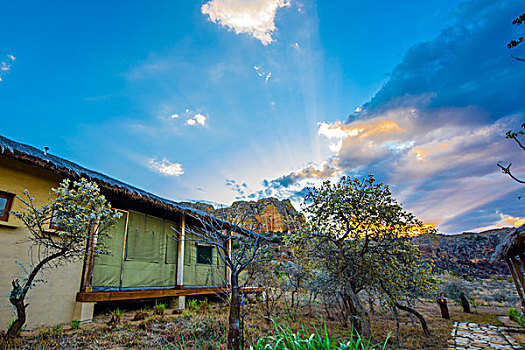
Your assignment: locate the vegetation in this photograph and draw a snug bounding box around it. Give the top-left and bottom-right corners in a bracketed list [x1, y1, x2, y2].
[250, 322, 388, 350]
[508, 12, 525, 61]
[508, 307, 525, 327]
[288, 175, 436, 339]
[178, 210, 270, 350]
[69, 319, 81, 330]
[5, 178, 121, 341]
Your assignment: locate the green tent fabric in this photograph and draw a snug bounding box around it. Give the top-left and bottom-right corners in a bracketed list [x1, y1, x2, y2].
[91, 211, 127, 287]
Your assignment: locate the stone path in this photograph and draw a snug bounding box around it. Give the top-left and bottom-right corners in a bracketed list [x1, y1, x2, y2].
[448, 322, 523, 349]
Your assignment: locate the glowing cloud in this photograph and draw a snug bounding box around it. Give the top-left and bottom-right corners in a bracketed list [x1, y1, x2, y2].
[148, 158, 184, 176]
[201, 0, 290, 45]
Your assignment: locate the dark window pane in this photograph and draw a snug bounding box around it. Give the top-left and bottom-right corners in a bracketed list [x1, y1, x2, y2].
[0, 197, 6, 217]
[196, 245, 212, 264]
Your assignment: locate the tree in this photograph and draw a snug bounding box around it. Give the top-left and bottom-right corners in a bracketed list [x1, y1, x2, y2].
[5, 178, 120, 341]
[498, 123, 525, 187]
[289, 175, 434, 340]
[508, 12, 525, 61]
[176, 211, 270, 350]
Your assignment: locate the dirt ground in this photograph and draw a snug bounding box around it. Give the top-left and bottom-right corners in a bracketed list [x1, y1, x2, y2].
[2, 278, 522, 350]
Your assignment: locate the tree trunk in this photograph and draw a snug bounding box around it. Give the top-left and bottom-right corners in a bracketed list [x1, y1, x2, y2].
[5, 280, 26, 340]
[228, 274, 241, 350]
[391, 306, 400, 347]
[395, 302, 430, 336]
[343, 288, 371, 340]
[460, 293, 471, 313]
[5, 249, 66, 341]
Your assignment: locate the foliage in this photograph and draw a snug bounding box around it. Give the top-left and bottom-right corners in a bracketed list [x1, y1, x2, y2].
[508, 12, 525, 61]
[108, 308, 124, 324]
[288, 175, 436, 337]
[187, 299, 199, 310]
[69, 319, 81, 330]
[133, 309, 149, 321]
[250, 321, 387, 350]
[154, 301, 167, 316]
[177, 210, 270, 350]
[5, 178, 121, 340]
[508, 307, 525, 327]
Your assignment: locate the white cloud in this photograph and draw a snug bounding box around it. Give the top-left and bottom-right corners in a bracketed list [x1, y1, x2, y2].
[201, 0, 290, 45]
[254, 64, 272, 83]
[193, 113, 207, 126]
[148, 158, 184, 176]
[0, 54, 15, 82]
[168, 109, 207, 127]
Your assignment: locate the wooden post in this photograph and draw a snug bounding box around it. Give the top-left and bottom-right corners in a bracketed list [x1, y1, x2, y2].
[507, 258, 525, 307]
[81, 222, 100, 291]
[119, 211, 130, 291]
[176, 213, 185, 288]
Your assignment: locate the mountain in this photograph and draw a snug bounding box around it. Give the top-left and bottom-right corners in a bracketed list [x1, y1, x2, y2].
[414, 228, 513, 278]
[180, 197, 304, 233]
[181, 198, 513, 278]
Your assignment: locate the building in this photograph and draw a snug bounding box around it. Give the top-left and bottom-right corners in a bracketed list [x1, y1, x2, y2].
[0, 135, 231, 329]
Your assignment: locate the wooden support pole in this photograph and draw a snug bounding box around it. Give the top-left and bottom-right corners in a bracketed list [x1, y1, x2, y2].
[176, 213, 185, 288]
[81, 222, 100, 291]
[507, 258, 525, 308]
[226, 230, 232, 287]
[119, 211, 130, 291]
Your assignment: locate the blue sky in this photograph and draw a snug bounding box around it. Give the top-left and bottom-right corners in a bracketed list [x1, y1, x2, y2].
[1, 0, 524, 233]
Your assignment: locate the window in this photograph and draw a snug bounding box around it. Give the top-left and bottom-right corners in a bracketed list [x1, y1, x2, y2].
[0, 191, 14, 222]
[196, 245, 212, 264]
[49, 210, 66, 230]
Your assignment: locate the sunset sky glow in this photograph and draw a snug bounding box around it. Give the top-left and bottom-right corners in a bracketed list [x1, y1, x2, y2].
[1, 0, 525, 233]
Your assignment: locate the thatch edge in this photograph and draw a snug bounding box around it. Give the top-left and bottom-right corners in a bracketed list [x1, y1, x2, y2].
[491, 224, 525, 262]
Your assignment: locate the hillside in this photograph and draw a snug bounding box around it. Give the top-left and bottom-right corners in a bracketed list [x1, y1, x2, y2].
[181, 198, 513, 278]
[180, 197, 304, 233]
[415, 228, 513, 278]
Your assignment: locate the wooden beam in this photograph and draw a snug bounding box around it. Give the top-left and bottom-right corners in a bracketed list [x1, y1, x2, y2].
[507, 258, 525, 305]
[76, 286, 264, 302]
[512, 257, 525, 295]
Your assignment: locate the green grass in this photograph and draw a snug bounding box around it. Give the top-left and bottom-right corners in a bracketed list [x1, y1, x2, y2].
[250, 321, 388, 350]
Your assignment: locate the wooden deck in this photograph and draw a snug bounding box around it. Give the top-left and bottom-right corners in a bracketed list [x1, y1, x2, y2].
[76, 286, 263, 302]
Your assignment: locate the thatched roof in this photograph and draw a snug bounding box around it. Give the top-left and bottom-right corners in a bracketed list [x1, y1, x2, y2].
[491, 224, 525, 262]
[0, 134, 214, 221]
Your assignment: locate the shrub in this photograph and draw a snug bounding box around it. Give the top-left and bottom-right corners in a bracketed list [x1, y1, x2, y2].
[187, 299, 199, 310]
[508, 307, 525, 327]
[69, 319, 81, 330]
[108, 308, 124, 324]
[154, 301, 167, 316]
[133, 309, 149, 321]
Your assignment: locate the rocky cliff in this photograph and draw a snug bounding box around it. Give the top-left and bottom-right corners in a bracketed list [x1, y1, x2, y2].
[180, 198, 304, 233]
[414, 228, 513, 278]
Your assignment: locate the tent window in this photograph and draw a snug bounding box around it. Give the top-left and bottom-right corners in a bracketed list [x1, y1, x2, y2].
[196, 245, 212, 265]
[125, 212, 161, 263]
[0, 191, 14, 222]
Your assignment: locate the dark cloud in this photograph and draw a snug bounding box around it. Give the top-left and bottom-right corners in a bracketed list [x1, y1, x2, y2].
[258, 0, 525, 233]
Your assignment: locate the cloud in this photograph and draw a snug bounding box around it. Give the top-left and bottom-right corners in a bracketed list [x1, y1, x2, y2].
[254, 64, 272, 83]
[168, 110, 207, 127]
[148, 158, 184, 176]
[0, 54, 15, 82]
[257, 0, 525, 233]
[201, 0, 290, 45]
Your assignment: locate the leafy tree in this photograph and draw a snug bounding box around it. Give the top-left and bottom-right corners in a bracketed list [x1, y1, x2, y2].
[177, 211, 269, 350]
[508, 12, 525, 61]
[5, 178, 120, 341]
[498, 123, 525, 187]
[289, 175, 435, 339]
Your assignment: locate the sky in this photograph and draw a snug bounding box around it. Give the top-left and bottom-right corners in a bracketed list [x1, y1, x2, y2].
[1, 0, 524, 234]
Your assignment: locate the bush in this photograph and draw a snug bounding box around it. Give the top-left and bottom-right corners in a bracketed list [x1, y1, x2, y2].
[133, 309, 149, 321]
[154, 301, 166, 316]
[69, 319, 81, 330]
[187, 299, 199, 310]
[508, 307, 525, 327]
